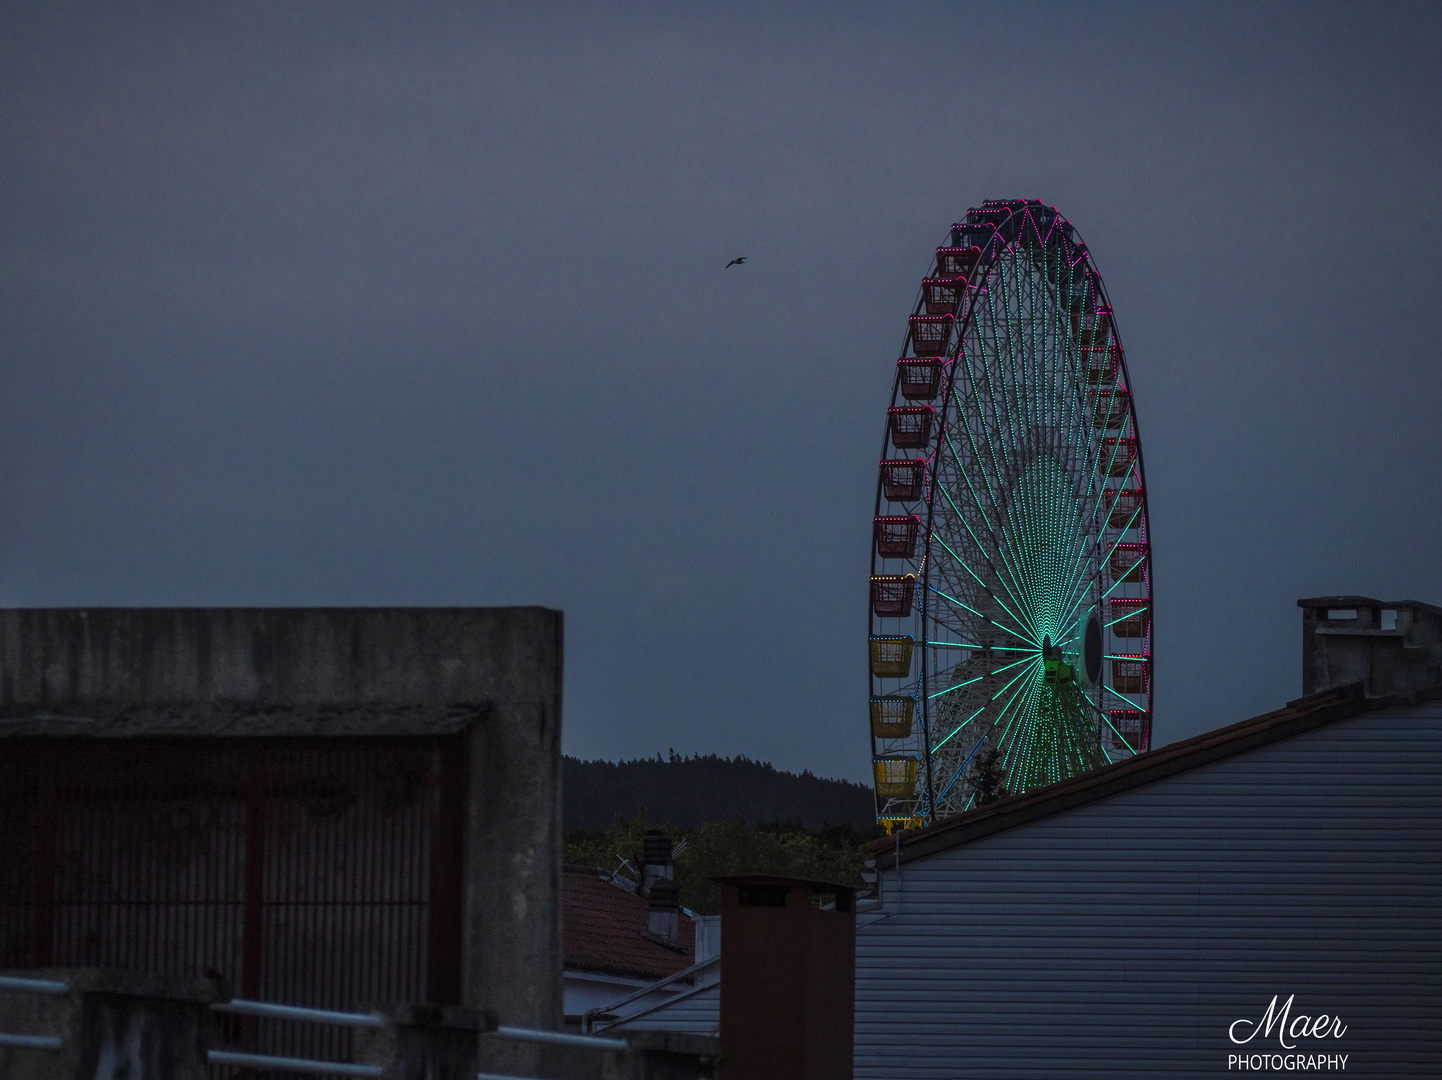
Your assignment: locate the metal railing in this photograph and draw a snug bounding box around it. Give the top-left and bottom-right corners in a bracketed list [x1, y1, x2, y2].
[582, 954, 719, 1033]
[0, 977, 635, 1078]
[208, 999, 386, 1077]
[0, 975, 68, 1053]
[493, 1025, 628, 1051]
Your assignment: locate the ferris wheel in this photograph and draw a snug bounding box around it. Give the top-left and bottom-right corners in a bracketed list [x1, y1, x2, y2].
[868, 199, 1152, 830]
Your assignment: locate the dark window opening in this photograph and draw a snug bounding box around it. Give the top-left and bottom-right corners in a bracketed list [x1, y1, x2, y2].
[737, 884, 789, 908]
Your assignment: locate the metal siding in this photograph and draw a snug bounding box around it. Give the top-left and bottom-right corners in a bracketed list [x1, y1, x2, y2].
[855, 704, 1442, 1078]
[610, 983, 720, 1035]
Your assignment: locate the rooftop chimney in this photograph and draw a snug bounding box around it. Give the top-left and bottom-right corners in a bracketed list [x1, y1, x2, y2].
[641, 828, 674, 896]
[647, 878, 681, 945]
[1298, 596, 1442, 698]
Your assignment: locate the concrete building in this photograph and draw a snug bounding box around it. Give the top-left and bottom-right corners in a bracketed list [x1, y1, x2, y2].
[854, 598, 1442, 1078]
[0, 608, 564, 1039]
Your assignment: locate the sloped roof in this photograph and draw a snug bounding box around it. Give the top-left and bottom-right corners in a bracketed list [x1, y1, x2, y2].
[871, 681, 1440, 868]
[563, 865, 696, 983]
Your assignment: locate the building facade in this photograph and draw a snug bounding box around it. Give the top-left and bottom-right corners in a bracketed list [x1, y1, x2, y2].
[0, 607, 564, 1048]
[855, 602, 1442, 1078]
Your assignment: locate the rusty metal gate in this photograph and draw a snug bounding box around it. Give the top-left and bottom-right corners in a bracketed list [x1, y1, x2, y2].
[0, 736, 466, 1066]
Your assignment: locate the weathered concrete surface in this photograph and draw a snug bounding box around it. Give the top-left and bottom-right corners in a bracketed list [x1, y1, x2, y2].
[0, 607, 565, 1029]
[355, 1003, 496, 1080]
[482, 1031, 720, 1080]
[1298, 596, 1442, 698]
[0, 968, 226, 1080]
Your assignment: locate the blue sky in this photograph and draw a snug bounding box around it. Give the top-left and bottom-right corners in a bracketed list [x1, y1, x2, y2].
[2, 2, 1439, 781]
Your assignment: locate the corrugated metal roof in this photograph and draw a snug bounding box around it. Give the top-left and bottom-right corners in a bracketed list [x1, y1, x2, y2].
[563, 865, 696, 983]
[873, 681, 1441, 867]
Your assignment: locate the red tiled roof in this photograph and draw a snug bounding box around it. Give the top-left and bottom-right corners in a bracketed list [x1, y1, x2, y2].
[870, 681, 1439, 868]
[563, 865, 696, 983]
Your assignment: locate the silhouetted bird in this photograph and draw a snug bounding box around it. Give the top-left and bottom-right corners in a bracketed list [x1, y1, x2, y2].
[725, 257, 746, 268]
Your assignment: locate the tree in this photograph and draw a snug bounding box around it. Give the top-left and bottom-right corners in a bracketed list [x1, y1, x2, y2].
[969, 744, 1010, 807]
[563, 813, 876, 915]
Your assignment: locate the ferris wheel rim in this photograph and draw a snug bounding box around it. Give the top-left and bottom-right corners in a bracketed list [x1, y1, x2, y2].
[867, 199, 1153, 828]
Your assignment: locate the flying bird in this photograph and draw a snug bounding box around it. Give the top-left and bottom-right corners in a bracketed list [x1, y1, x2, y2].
[725, 257, 746, 268]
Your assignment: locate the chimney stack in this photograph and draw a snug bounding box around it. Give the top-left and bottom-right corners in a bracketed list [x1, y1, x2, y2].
[1298, 596, 1442, 698]
[647, 878, 681, 944]
[641, 828, 674, 896]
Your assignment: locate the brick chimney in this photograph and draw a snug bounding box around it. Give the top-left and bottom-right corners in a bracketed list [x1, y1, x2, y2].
[1298, 596, 1442, 698]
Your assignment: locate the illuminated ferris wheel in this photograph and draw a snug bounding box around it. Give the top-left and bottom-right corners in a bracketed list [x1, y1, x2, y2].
[868, 200, 1153, 830]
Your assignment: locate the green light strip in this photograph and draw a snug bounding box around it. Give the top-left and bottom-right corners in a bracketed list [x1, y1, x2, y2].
[927, 653, 1037, 701]
[1102, 684, 1148, 713]
[931, 704, 988, 753]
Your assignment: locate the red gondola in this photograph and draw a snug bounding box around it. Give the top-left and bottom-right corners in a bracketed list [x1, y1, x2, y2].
[1112, 657, 1148, 694]
[921, 277, 965, 315]
[1109, 544, 1147, 583]
[1086, 345, 1118, 385]
[1109, 599, 1150, 638]
[1102, 437, 1137, 477]
[1091, 387, 1130, 429]
[1105, 488, 1144, 530]
[1108, 710, 1146, 751]
[888, 406, 934, 449]
[873, 516, 921, 559]
[1074, 307, 1113, 349]
[936, 246, 981, 278]
[880, 459, 926, 501]
[908, 315, 954, 356]
[870, 574, 916, 618]
[897, 359, 942, 400]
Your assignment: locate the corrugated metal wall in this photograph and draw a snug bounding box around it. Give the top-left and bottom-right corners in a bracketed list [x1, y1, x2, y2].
[0, 736, 465, 1072]
[855, 703, 1442, 1079]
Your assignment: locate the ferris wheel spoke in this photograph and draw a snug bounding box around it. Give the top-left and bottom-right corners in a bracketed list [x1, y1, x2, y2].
[931, 704, 988, 754]
[1082, 695, 1140, 756]
[934, 457, 1036, 632]
[970, 663, 1043, 783]
[992, 667, 1043, 775]
[926, 653, 1037, 701]
[945, 417, 1036, 606]
[933, 734, 991, 806]
[1101, 684, 1148, 713]
[926, 584, 986, 621]
[957, 360, 1018, 522]
[930, 532, 1037, 646]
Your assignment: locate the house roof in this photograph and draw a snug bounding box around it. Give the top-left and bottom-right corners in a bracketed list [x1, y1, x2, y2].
[563, 865, 696, 983]
[871, 681, 1441, 868]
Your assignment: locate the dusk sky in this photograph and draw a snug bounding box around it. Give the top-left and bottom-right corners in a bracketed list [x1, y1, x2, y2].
[2, 2, 1438, 782]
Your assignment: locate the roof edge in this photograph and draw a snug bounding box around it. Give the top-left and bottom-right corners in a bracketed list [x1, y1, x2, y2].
[872, 681, 1442, 868]
[1297, 596, 1442, 617]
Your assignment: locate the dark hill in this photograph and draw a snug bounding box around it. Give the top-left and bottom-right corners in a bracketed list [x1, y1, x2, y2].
[563, 752, 874, 832]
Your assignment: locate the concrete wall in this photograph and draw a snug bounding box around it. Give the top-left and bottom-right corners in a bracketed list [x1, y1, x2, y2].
[1299, 597, 1442, 699]
[0, 607, 564, 1029]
